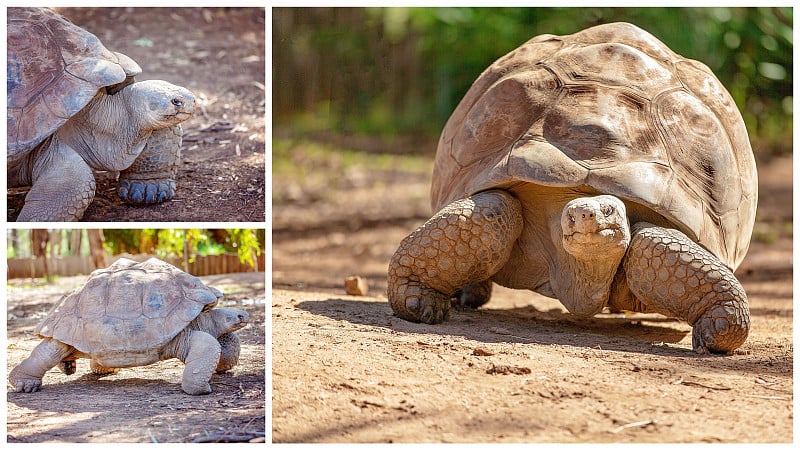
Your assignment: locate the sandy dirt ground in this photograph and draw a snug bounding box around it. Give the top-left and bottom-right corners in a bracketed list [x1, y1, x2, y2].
[7, 7, 266, 222]
[272, 152, 792, 443]
[7, 271, 266, 443]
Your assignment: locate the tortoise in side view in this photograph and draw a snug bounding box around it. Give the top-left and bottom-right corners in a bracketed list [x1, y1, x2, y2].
[388, 22, 757, 354]
[7, 7, 195, 221]
[9, 258, 249, 395]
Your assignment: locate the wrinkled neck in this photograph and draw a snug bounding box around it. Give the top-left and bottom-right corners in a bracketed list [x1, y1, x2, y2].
[555, 253, 623, 316]
[187, 313, 225, 338]
[55, 92, 149, 171]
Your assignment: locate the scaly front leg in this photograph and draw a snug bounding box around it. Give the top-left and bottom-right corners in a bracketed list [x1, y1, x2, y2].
[9, 338, 74, 392]
[17, 138, 95, 221]
[118, 125, 182, 204]
[387, 190, 523, 324]
[623, 222, 750, 354]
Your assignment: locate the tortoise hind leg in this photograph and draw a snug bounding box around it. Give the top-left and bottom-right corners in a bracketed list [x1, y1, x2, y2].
[9, 338, 74, 392]
[623, 222, 750, 354]
[90, 359, 120, 375]
[59, 359, 78, 375]
[387, 190, 523, 324]
[454, 281, 493, 309]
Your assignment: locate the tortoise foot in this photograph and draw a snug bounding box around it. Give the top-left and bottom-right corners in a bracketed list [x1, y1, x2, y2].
[59, 359, 77, 375]
[391, 279, 451, 324]
[692, 301, 749, 354]
[8, 369, 42, 393]
[118, 125, 181, 204]
[625, 222, 750, 354]
[90, 359, 121, 375]
[118, 178, 175, 204]
[453, 281, 493, 309]
[387, 190, 523, 324]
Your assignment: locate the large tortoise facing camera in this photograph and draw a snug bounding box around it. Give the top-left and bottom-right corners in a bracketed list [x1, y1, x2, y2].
[388, 22, 757, 354]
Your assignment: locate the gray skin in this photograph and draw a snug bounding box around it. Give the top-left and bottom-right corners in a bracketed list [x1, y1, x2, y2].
[8, 79, 195, 221]
[8, 307, 248, 396]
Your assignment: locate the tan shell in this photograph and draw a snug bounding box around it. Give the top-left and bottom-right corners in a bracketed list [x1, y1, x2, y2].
[35, 258, 221, 356]
[431, 22, 757, 270]
[7, 7, 141, 157]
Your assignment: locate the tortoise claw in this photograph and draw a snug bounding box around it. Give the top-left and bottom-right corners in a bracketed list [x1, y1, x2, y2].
[118, 178, 175, 204]
[692, 302, 749, 354]
[395, 287, 450, 324]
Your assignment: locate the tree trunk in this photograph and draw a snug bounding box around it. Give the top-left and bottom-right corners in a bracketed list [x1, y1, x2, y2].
[31, 230, 49, 279]
[183, 230, 190, 273]
[70, 230, 83, 256]
[87, 229, 107, 269]
[49, 230, 58, 260]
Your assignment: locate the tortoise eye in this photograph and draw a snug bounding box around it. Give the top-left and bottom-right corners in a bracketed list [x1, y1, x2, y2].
[171, 98, 184, 108]
[601, 205, 614, 217]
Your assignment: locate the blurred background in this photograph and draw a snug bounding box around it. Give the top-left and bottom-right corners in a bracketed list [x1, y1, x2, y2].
[8, 229, 266, 279]
[273, 7, 791, 156]
[272, 7, 792, 295]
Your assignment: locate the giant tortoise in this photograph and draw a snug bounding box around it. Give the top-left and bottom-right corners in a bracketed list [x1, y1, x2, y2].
[388, 22, 757, 354]
[7, 7, 195, 221]
[9, 258, 249, 395]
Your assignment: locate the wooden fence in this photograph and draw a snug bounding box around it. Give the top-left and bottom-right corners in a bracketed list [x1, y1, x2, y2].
[7, 253, 265, 279]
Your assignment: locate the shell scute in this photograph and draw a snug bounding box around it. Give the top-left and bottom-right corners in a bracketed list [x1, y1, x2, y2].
[7, 7, 134, 156]
[34, 258, 220, 356]
[432, 22, 757, 270]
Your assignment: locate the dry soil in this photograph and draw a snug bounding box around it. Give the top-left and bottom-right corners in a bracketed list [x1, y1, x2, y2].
[7, 271, 266, 443]
[272, 153, 792, 443]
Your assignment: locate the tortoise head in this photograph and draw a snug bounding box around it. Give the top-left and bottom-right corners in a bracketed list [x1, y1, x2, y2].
[561, 195, 631, 260]
[192, 307, 250, 338]
[122, 79, 196, 130]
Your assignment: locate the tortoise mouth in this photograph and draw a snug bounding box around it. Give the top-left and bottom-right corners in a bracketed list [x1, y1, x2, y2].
[167, 111, 192, 122]
[564, 224, 623, 243]
[562, 224, 629, 257]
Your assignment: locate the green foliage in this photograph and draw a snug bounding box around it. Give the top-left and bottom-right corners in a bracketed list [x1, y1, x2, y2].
[274, 7, 792, 154]
[7, 230, 266, 273]
[227, 229, 263, 268]
[102, 229, 264, 269]
[102, 229, 147, 255]
[150, 229, 205, 262]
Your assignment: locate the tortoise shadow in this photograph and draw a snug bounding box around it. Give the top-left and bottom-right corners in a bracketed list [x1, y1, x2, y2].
[293, 297, 694, 357]
[6, 372, 256, 443]
[7, 371, 247, 412]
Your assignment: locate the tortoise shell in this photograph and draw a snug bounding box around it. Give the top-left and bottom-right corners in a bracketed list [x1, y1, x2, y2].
[7, 7, 141, 157]
[431, 22, 757, 270]
[35, 258, 222, 356]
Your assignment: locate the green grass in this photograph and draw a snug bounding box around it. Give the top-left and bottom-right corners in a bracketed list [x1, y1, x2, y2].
[272, 138, 432, 202]
[751, 220, 792, 244]
[273, 138, 431, 174]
